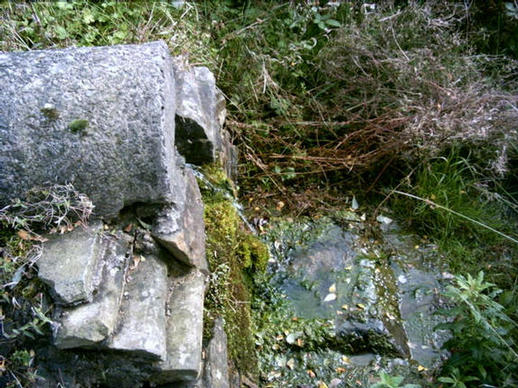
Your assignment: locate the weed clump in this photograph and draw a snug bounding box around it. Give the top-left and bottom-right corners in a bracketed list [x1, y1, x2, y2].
[0, 184, 93, 386]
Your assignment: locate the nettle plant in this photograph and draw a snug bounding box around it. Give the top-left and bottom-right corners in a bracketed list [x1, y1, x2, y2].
[436, 271, 518, 387]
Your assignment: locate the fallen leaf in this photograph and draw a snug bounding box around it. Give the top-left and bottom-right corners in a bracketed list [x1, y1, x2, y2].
[328, 283, 336, 293]
[17, 230, 31, 240]
[286, 358, 295, 370]
[318, 382, 328, 388]
[417, 365, 428, 372]
[341, 355, 350, 364]
[124, 223, 134, 232]
[341, 304, 349, 310]
[356, 303, 365, 310]
[335, 367, 346, 374]
[307, 369, 316, 378]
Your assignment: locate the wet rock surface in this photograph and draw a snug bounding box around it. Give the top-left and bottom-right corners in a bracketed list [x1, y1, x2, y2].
[259, 215, 450, 386]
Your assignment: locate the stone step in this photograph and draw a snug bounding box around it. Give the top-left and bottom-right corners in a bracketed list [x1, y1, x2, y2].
[108, 252, 168, 360]
[54, 233, 129, 349]
[155, 268, 206, 383]
[38, 222, 103, 305]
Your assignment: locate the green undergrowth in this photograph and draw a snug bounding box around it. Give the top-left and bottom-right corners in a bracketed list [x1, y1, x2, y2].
[0, 184, 92, 387]
[391, 149, 518, 286]
[199, 165, 268, 377]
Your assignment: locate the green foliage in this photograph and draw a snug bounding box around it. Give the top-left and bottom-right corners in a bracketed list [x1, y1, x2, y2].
[436, 272, 518, 386]
[0, 1, 215, 65]
[1, 184, 92, 387]
[391, 150, 518, 277]
[370, 371, 421, 388]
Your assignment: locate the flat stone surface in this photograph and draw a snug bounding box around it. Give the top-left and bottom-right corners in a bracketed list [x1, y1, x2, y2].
[173, 59, 225, 166]
[204, 317, 230, 388]
[156, 269, 206, 382]
[38, 222, 103, 305]
[54, 234, 129, 349]
[270, 222, 407, 356]
[152, 161, 207, 271]
[108, 254, 168, 360]
[0, 41, 176, 218]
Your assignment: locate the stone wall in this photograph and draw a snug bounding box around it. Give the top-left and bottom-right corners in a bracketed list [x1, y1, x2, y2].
[0, 41, 234, 387]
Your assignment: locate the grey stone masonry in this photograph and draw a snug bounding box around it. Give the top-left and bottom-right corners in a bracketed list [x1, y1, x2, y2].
[0, 41, 176, 218]
[38, 222, 103, 305]
[54, 234, 129, 349]
[173, 57, 236, 175]
[156, 269, 206, 383]
[152, 159, 208, 271]
[108, 253, 168, 360]
[204, 317, 230, 388]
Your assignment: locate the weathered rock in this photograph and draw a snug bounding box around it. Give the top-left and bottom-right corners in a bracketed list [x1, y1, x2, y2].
[204, 317, 230, 388]
[38, 222, 103, 305]
[152, 160, 207, 271]
[108, 254, 168, 360]
[54, 234, 129, 349]
[173, 58, 235, 173]
[0, 41, 176, 218]
[156, 269, 206, 382]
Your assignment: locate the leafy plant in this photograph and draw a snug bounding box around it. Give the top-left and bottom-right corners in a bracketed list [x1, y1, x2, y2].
[436, 272, 518, 386]
[438, 368, 478, 388]
[370, 371, 421, 388]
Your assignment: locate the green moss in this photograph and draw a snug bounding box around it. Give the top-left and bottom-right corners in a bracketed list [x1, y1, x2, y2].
[68, 119, 88, 134]
[200, 166, 266, 377]
[238, 233, 269, 273]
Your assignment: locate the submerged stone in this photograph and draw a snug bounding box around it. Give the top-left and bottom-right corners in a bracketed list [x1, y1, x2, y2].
[54, 234, 129, 349]
[0, 41, 176, 218]
[156, 269, 206, 382]
[38, 222, 103, 305]
[108, 254, 168, 360]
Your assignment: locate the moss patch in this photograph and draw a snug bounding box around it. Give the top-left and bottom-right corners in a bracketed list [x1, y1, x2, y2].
[200, 165, 267, 377]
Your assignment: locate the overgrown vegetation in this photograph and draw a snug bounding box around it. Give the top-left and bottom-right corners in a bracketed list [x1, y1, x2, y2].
[437, 272, 518, 386]
[0, 184, 93, 387]
[2, 1, 518, 386]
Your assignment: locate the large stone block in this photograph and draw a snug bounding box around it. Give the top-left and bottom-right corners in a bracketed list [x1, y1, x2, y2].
[38, 222, 103, 305]
[0, 41, 176, 218]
